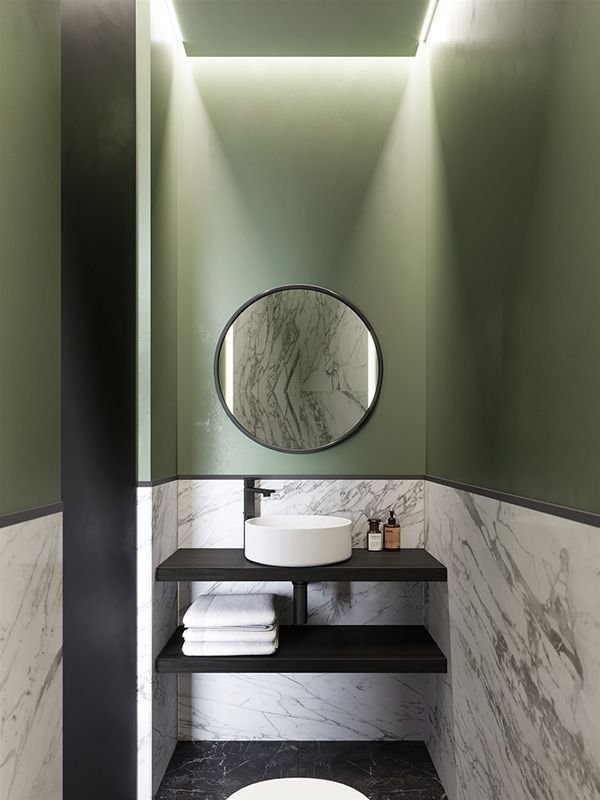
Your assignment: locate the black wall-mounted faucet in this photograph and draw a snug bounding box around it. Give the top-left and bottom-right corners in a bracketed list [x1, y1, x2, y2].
[243, 478, 275, 544]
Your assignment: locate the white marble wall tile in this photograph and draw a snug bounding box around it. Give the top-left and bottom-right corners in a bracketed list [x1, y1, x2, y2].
[422, 483, 456, 798]
[177, 478, 425, 741]
[138, 481, 179, 799]
[184, 579, 421, 627]
[424, 481, 600, 800]
[259, 478, 424, 548]
[178, 479, 244, 548]
[152, 482, 179, 796]
[137, 488, 153, 800]
[0, 512, 62, 800]
[179, 673, 424, 741]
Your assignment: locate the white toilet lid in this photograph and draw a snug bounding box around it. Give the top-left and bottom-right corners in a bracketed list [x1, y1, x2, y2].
[227, 778, 368, 800]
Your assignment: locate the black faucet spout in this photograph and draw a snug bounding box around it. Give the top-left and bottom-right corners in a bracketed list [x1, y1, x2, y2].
[245, 487, 275, 497]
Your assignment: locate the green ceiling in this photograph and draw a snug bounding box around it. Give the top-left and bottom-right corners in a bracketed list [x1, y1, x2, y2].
[172, 0, 429, 57]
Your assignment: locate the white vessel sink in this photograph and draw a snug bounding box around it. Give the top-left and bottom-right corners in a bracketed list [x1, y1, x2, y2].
[244, 515, 352, 567]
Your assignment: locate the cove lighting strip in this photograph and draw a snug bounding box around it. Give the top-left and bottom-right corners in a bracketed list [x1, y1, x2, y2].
[419, 0, 441, 43]
[166, 0, 183, 43]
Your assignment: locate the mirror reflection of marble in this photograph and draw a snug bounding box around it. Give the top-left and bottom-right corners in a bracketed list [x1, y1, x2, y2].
[214, 285, 383, 453]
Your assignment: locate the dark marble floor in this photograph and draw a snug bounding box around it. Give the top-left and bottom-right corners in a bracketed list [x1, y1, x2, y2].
[155, 741, 447, 800]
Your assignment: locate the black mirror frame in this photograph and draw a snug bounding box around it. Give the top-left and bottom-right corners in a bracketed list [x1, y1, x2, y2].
[213, 284, 384, 454]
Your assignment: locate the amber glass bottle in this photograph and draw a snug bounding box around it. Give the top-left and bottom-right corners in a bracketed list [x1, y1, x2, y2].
[383, 510, 401, 550]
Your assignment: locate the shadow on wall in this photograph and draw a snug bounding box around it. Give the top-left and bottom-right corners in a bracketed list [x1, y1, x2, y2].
[427, 1, 559, 488]
[426, 0, 600, 513]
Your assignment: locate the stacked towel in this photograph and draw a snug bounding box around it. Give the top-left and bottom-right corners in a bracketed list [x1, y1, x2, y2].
[181, 593, 278, 657]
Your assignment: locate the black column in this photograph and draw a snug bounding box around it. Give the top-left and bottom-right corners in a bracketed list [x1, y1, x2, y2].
[61, 1, 137, 798]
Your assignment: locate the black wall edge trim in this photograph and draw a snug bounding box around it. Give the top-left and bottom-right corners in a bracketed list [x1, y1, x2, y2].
[175, 474, 425, 481]
[137, 475, 178, 487]
[0, 502, 63, 529]
[425, 475, 600, 528]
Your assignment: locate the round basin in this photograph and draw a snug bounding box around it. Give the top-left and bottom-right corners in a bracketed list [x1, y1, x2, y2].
[244, 515, 352, 567]
[227, 778, 368, 799]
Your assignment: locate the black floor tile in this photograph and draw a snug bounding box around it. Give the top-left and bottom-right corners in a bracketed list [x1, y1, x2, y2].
[155, 741, 447, 800]
[155, 742, 299, 800]
[297, 741, 446, 799]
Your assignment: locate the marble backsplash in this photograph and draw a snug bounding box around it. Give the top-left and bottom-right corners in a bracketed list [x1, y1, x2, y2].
[177, 478, 426, 741]
[0, 512, 62, 800]
[424, 481, 600, 800]
[177, 478, 424, 551]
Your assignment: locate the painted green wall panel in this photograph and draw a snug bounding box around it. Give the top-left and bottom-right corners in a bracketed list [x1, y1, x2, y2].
[150, 35, 179, 479]
[176, 59, 427, 475]
[0, 1, 61, 515]
[426, 0, 600, 513]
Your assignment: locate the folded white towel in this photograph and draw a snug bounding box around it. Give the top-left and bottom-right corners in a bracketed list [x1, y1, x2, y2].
[183, 625, 278, 644]
[182, 633, 279, 657]
[182, 593, 277, 629]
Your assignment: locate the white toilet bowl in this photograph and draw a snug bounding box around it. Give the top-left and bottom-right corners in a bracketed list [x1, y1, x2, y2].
[227, 778, 368, 799]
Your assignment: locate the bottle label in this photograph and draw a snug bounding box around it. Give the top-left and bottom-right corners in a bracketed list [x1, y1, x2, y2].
[368, 532, 383, 551]
[383, 525, 401, 550]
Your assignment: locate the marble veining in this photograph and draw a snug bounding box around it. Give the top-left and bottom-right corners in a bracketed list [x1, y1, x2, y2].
[260, 479, 424, 549]
[155, 740, 447, 800]
[0, 512, 62, 800]
[178, 479, 244, 549]
[424, 481, 600, 800]
[178, 478, 424, 550]
[152, 482, 179, 796]
[138, 482, 179, 799]
[137, 487, 153, 800]
[223, 288, 374, 451]
[179, 673, 424, 741]
[177, 478, 425, 741]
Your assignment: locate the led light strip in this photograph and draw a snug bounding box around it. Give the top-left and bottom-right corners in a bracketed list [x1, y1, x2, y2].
[165, 0, 184, 43]
[419, 0, 441, 43]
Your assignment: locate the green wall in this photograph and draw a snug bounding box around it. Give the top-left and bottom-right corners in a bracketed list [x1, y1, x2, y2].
[150, 32, 179, 479]
[0, 0, 61, 515]
[149, 0, 600, 507]
[426, 0, 600, 513]
[138, 0, 180, 482]
[176, 58, 427, 475]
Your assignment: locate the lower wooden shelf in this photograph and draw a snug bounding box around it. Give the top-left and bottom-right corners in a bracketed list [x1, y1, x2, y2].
[156, 625, 447, 674]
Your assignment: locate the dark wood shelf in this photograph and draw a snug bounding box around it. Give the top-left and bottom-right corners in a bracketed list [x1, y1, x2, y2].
[156, 548, 447, 583]
[156, 625, 447, 674]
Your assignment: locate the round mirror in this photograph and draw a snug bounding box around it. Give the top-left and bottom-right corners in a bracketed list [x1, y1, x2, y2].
[214, 285, 383, 453]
